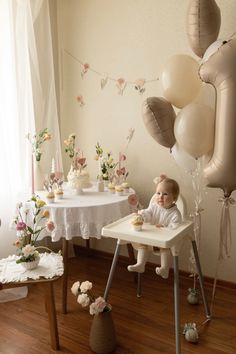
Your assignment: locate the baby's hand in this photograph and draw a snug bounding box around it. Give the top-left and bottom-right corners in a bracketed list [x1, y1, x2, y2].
[155, 224, 163, 228]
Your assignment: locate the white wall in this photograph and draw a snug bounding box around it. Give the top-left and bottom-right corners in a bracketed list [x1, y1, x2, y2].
[55, 0, 236, 283]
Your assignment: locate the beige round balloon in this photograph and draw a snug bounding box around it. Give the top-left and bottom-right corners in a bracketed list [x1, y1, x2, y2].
[161, 55, 202, 108]
[199, 39, 236, 196]
[186, 0, 221, 58]
[174, 103, 215, 158]
[142, 97, 176, 148]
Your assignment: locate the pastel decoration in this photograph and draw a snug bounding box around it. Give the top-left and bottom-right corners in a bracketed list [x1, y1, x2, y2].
[142, 97, 176, 148]
[202, 39, 226, 63]
[174, 102, 215, 159]
[171, 143, 197, 173]
[186, 0, 221, 58]
[161, 55, 202, 108]
[199, 39, 236, 196]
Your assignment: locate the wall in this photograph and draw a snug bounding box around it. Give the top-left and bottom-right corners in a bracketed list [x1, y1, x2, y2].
[55, 0, 236, 283]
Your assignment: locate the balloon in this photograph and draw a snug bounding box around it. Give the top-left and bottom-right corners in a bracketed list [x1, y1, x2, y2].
[199, 39, 236, 196]
[202, 39, 226, 63]
[186, 0, 221, 58]
[142, 97, 176, 148]
[161, 55, 202, 108]
[171, 143, 197, 173]
[174, 103, 215, 159]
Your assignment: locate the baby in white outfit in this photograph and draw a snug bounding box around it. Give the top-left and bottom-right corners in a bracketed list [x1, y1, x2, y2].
[128, 175, 182, 278]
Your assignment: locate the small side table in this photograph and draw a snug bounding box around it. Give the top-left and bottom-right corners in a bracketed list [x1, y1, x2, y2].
[0, 252, 64, 351]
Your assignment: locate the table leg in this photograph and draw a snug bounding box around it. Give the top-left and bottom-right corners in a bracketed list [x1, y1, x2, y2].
[173, 256, 181, 354]
[44, 282, 60, 350]
[137, 273, 142, 298]
[191, 240, 211, 318]
[62, 238, 68, 314]
[104, 240, 122, 301]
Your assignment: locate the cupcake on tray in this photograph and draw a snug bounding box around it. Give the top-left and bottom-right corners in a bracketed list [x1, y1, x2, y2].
[131, 214, 144, 231]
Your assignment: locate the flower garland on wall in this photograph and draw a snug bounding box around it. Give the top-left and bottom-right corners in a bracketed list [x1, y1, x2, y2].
[64, 49, 159, 106]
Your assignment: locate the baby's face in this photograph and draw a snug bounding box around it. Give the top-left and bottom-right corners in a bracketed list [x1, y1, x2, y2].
[155, 181, 175, 209]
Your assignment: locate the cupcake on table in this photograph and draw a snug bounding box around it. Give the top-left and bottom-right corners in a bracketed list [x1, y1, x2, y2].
[121, 181, 130, 193]
[115, 185, 124, 196]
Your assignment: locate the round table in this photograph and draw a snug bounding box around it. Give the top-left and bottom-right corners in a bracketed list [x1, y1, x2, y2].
[36, 182, 136, 313]
[39, 183, 135, 241]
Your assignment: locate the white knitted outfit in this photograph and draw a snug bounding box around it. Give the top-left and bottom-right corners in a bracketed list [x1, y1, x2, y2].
[128, 197, 182, 277]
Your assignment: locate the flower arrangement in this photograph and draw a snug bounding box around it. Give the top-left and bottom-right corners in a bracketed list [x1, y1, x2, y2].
[116, 153, 129, 183]
[13, 196, 55, 263]
[26, 128, 51, 162]
[43, 173, 63, 193]
[64, 134, 87, 172]
[95, 142, 117, 181]
[71, 280, 109, 315]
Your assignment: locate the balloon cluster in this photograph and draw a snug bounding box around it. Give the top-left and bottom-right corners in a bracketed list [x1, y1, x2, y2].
[142, 0, 236, 197]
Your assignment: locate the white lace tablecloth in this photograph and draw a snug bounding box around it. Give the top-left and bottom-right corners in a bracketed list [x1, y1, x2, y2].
[0, 252, 64, 283]
[36, 183, 135, 241]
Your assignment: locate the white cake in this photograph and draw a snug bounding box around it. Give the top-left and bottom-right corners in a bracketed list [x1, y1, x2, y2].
[67, 167, 91, 189]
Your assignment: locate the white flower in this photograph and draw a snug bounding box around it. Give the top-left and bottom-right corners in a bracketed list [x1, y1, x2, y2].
[22, 244, 36, 256]
[80, 280, 92, 293]
[89, 302, 100, 315]
[71, 281, 80, 296]
[77, 293, 90, 307]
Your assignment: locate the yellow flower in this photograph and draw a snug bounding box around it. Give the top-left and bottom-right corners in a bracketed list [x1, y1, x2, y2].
[42, 210, 50, 218]
[36, 199, 46, 208]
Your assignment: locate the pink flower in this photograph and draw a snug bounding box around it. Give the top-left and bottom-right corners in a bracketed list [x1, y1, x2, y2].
[14, 239, 23, 248]
[117, 78, 125, 85]
[76, 95, 85, 107]
[84, 63, 90, 70]
[46, 221, 55, 232]
[78, 157, 86, 166]
[89, 297, 107, 315]
[116, 167, 126, 176]
[16, 221, 27, 231]
[120, 154, 126, 161]
[128, 194, 138, 206]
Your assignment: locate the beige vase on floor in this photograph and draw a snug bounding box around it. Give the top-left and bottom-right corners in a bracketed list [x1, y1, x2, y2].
[89, 305, 116, 354]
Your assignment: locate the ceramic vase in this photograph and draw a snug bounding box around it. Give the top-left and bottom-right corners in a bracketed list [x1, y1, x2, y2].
[89, 305, 116, 354]
[187, 288, 200, 305]
[34, 160, 44, 191]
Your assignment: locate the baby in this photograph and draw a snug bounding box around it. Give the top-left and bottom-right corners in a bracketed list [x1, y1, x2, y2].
[128, 175, 182, 278]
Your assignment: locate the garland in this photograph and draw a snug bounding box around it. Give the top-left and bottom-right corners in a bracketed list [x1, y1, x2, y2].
[64, 49, 159, 105]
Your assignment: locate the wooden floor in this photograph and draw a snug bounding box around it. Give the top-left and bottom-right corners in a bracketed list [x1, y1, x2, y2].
[0, 250, 236, 354]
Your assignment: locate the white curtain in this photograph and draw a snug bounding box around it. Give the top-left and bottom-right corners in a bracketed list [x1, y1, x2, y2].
[0, 0, 62, 258]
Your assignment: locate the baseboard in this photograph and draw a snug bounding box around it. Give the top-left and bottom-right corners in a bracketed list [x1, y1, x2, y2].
[73, 244, 236, 290]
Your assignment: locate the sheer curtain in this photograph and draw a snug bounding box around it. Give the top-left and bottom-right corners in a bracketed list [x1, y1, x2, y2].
[0, 0, 62, 258]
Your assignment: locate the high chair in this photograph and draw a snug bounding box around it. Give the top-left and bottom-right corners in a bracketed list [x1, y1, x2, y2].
[136, 193, 188, 297]
[101, 194, 210, 354]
